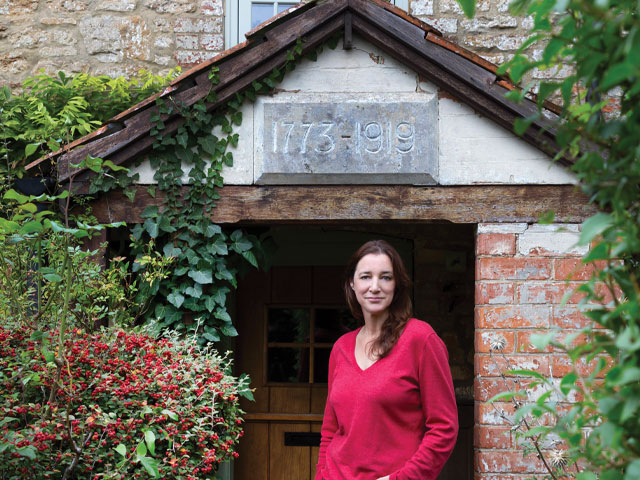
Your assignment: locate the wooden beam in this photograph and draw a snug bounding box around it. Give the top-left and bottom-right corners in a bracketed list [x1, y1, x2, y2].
[88, 185, 597, 225]
[344, 12, 353, 50]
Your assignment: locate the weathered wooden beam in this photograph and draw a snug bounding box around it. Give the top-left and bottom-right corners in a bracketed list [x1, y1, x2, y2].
[344, 12, 353, 50]
[88, 185, 597, 224]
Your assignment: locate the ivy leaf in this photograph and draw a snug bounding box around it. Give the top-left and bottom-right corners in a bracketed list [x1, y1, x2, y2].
[231, 235, 252, 253]
[143, 218, 159, 239]
[198, 135, 219, 156]
[185, 283, 202, 298]
[204, 295, 216, 312]
[205, 224, 222, 238]
[203, 330, 220, 343]
[188, 270, 213, 284]
[214, 307, 231, 323]
[220, 324, 238, 337]
[140, 206, 159, 219]
[208, 237, 228, 255]
[167, 292, 185, 309]
[242, 250, 258, 268]
[211, 287, 229, 306]
[147, 185, 156, 198]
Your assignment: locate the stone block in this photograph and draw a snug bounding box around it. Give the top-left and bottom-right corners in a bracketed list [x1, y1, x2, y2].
[463, 33, 528, 51]
[10, 27, 49, 48]
[440, 0, 489, 13]
[410, 0, 433, 15]
[153, 54, 173, 65]
[46, 0, 88, 12]
[423, 17, 457, 33]
[176, 33, 198, 49]
[477, 223, 528, 234]
[154, 34, 174, 48]
[144, 0, 196, 13]
[201, 0, 222, 15]
[174, 49, 216, 65]
[0, 0, 38, 14]
[460, 16, 518, 32]
[255, 93, 438, 185]
[0, 53, 29, 73]
[96, 0, 137, 11]
[173, 16, 221, 33]
[80, 15, 151, 62]
[201, 33, 223, 50]
[517, 229, 586, 256]
[41, 46, 77, 56]
[40, 17, 77, 24]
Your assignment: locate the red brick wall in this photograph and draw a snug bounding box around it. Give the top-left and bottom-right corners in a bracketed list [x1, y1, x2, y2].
[474, 223, 590, 479]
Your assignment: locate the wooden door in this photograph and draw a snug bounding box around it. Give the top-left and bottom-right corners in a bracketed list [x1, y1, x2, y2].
[235, 266, 353, 480]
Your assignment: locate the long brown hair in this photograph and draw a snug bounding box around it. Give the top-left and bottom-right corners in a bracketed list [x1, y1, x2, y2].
[343, 240, 412, 358]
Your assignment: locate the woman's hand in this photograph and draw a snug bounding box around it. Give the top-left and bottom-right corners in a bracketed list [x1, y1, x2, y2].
[376, 476, 390, 480]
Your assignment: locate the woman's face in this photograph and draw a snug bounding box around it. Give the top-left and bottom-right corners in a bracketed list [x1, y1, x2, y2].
[350, 253, 396, 319]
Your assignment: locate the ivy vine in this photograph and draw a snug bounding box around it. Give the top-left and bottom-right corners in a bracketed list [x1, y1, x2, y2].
[119, 36, 340, 342]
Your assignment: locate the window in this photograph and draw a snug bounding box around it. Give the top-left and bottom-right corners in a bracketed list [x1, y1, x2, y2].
[266, 306, 356, 383]
[225, 0, 410, 48]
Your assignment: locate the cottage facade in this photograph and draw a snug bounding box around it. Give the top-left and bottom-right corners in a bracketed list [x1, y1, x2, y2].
[20, 1, 597, 479]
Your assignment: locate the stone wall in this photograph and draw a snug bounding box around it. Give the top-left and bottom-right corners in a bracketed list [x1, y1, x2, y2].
[0, 0, 224, 87]
[1, 0, 545, 88]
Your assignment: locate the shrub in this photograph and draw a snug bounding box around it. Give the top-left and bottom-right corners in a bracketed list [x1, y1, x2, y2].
[0, 325, 252, 480]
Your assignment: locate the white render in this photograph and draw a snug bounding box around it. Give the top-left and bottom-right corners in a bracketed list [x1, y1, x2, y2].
[132, 35, 578, 186]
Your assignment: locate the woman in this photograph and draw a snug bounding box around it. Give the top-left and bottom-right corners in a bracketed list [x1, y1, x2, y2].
[315, 240, 458, 480]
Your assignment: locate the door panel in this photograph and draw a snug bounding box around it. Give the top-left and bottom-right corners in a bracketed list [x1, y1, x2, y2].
[269, 423, 311, 480]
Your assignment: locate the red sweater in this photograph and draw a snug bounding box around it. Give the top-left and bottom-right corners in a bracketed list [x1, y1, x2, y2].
[315, 318, 458, 480]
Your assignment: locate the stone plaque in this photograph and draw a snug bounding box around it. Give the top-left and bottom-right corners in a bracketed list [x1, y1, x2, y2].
[255, 94, 438, 184]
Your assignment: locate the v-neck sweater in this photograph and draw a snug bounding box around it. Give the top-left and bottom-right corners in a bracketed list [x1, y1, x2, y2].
[315, 318, 458, 480]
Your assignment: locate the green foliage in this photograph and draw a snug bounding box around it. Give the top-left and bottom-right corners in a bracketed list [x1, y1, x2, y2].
[132, 38, 309, 342]
[461, 0, 640, 477]
[0, 69, 178, 179]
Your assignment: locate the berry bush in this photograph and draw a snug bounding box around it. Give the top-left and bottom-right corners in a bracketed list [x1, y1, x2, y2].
[0, 326, 252, 480]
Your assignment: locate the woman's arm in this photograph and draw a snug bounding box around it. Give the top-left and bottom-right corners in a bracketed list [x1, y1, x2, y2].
[315, 347, 338, 480]
[391, 333, 459, 480]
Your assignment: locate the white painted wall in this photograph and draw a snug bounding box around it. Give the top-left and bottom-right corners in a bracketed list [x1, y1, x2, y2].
[131, 35, 578, 186]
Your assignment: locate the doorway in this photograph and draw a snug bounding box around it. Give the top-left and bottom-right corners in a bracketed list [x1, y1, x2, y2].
[233, 225, 474, 480]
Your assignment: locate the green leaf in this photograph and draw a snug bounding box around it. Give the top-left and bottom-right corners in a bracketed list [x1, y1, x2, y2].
[209, 236, 228, 255]
[115, 444, 127, 457]
[140, 206, 159, 218]
[560, 372, 578, 395]
[625, 459, 640, 480]
[43, 273, 63, 283]
[215, 307, 232, 323]
[577, 472, 598, 480]
[205, 295, 216, 312]
[144, 430, 156, 457]
[143, 218, 159, 238]
[147, 185, 156, 198]
[242, 250, 258, 268]
[16, 445, 37, 460]
[601, 61, 636, 90]
[578, 213, 613, 246]
[506, 369, 547, 380]
[140, 456, 159, 478]
[25, 143, 40, 157]
[486, 390, 527, 404]
[167, 292, 185, 309]
[3, 189, 29, 204]
[188, 270, 213, 284]
[161, 409, 178, 421]
[136, 441, 147, 458]
[211, 287, 229, 306]
[583, 242, 609, 262]
[221, 324, 238, 337]
[185, 283, 202, 298]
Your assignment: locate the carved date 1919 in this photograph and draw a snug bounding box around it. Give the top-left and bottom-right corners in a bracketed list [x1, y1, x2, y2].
[272, 120, 415, 155]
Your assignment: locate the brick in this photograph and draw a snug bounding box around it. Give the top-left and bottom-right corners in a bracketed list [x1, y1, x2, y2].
[475, 450, 548, 474]
[475, 306, 550, 329]
[552, 306, 595, 329]
[474, 376, 521, 402]
[475, 401, 516, 425]
[476, 330, 515, 354]
[476, 257, 552, 280]
[551, 353, 611, 378]
[478, 223, 527, 234]
[476, 233, 516, 256]
[474, 475, 514, 480]
[516, 282, 583, 304]
[516, 330, 555, 353]
[475, 425, 512, 448]
[554, 258, 603, 280]
[476, 354, 549, 378]
[475, 282, 514, 305]
[518, 229, 586, 256]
